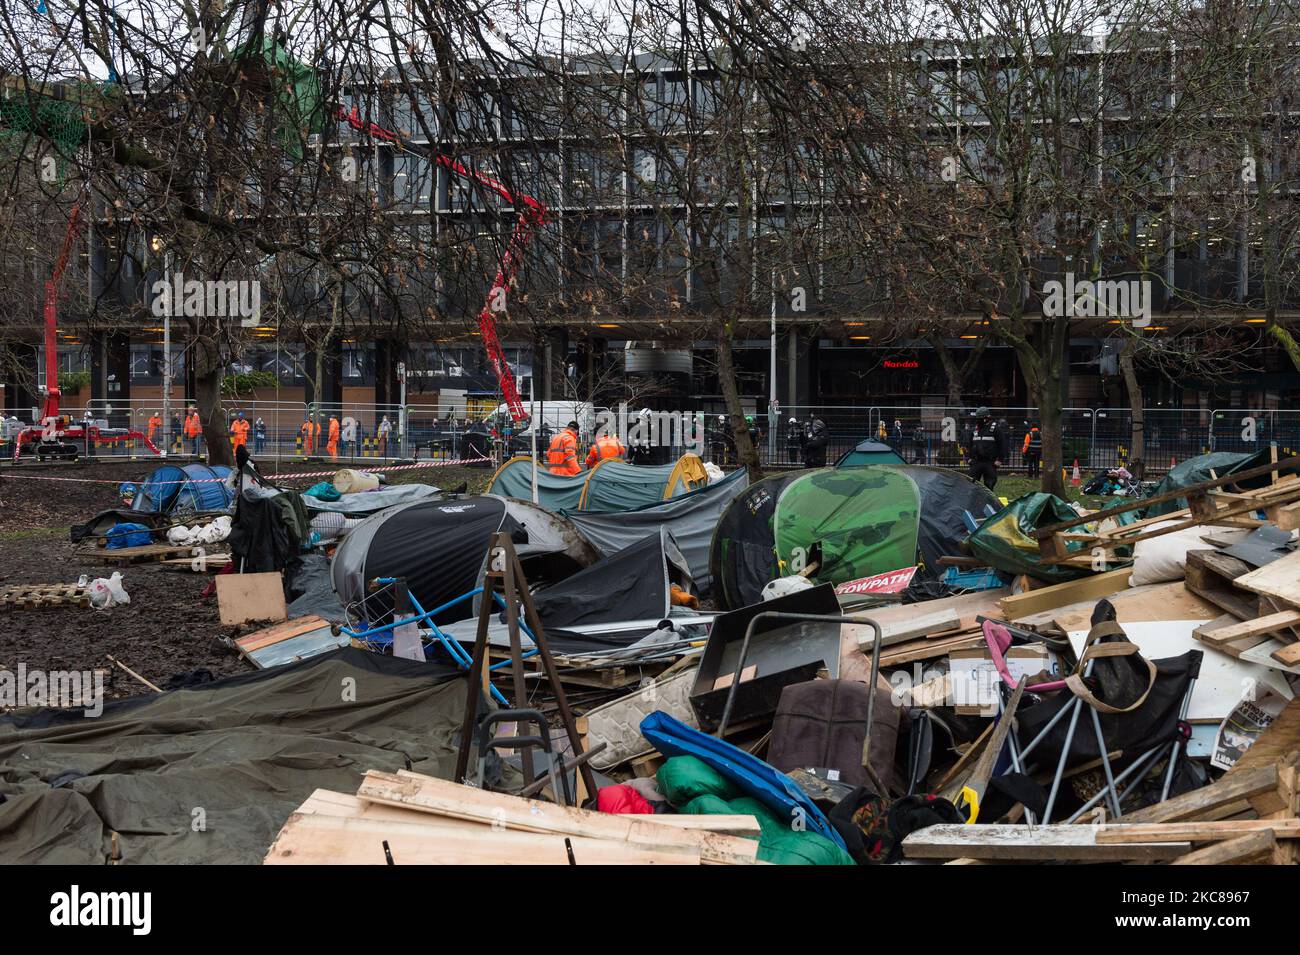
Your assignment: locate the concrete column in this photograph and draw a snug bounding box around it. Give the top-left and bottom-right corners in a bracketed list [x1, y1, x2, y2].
[780, 326, 818, 411]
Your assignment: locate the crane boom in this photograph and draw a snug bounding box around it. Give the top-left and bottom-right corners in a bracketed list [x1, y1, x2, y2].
[336, 106, 542, 423]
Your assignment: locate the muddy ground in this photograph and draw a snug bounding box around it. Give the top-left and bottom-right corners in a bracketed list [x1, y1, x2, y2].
[0, 457, 492, 700]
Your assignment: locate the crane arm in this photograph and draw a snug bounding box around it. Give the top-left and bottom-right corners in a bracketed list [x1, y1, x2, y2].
[335, 106, 543, 422]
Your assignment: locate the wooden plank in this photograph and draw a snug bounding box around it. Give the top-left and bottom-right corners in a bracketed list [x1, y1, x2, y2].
[1272, 642, 1300, 667]
[1094, 819, 1300, 843]
[1170, 830, 1276, 865]
[901, 824, 1189, 861]
[1121, 765, 1279, 824]
[878, 633, 984, 667]
[215, 571, 287, 627]
[356, 770, 759, 865]
[998, 567, 1134, 621]
[1192, 610, 1300, 646]
[1234, 550, 1300, 608]
[265, 812, 702, 865]
[234, 615, 330, 653]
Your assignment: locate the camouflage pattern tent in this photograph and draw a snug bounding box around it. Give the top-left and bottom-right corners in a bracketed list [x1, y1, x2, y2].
[709, 465, 999, 609]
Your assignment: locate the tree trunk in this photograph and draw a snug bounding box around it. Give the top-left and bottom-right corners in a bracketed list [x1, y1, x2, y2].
[195, 360, 230, 466]
[716, 324, 760, 481]
[1035, 379, 1065, 496]
[1119, 340, 1144, 473]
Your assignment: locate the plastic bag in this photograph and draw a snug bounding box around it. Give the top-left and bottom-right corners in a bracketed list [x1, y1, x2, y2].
[87, 572, 130, 609]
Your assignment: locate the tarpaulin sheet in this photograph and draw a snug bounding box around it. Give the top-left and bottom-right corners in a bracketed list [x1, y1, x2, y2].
[566, 468, 749, 593]
[0, 649, 465, 864]
[967, 492, 1093, 583]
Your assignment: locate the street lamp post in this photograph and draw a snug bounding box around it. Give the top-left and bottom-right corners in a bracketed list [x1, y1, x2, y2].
[151, 236, 172, 457]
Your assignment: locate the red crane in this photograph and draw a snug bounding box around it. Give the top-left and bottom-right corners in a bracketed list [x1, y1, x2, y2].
[336, 105, 539, 423]
[13, 190, 161, 460]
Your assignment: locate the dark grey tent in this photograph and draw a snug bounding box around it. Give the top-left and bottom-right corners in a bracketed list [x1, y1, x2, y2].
[531, 527, 695, 633]
[564, 468, 749, 594]
[331, 495, 597, 626]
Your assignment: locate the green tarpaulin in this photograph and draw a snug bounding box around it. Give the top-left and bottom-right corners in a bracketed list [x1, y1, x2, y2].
[0, 649, 466, 864]
[486, 454, 707, 513]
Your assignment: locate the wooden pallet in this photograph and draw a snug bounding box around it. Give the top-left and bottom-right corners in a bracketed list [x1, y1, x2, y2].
[77, 543, 225, 565]
[0, 583, 91, 609]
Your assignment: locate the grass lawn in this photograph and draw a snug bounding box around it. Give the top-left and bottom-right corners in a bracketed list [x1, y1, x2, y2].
[991, 474, 1116, 509]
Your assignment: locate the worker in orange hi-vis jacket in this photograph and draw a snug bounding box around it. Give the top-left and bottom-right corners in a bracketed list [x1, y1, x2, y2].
[183, 408, 203, 456]
[546, 421, 582, 475]
[327, 416, 340, 458]
[229, 411, 250, 449]
[301, 417, 318, 455]
[585, 431, 626, 468]
[146, 411, 162, 443]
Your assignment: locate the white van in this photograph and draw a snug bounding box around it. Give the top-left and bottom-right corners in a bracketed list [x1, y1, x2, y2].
[482, 401, 599, 437]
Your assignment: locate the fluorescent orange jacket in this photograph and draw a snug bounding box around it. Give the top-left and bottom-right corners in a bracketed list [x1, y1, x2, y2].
[585, 434, 626, 468]
[230, 418, 250, 447]
[184, 413, 201, 438]
[547, 429, 581, 475]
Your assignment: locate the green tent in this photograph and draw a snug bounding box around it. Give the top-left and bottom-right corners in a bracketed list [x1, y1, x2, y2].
[709, 465, 999, 609]
[486, 454, 709, 513]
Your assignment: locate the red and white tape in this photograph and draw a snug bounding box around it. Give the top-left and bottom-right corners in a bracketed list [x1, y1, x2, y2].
[0, 456, 493, 486]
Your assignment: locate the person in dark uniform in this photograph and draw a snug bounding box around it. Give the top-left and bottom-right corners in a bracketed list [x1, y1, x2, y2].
[709, 414, 731, 466]
[911, 422, 927, 464]
[803, 415, 828, 467]
[785, 417, 805, 466]
[1022, 421, 1043, 478]
[965, 406, 1008, 490]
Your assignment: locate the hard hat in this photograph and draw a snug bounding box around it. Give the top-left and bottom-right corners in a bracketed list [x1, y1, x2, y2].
[789, 417, 797, 424]
[566, 420, 579, 430]
[975, 406, 991, 418]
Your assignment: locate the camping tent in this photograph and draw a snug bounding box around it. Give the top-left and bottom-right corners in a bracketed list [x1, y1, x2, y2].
[130, 462, 233, 514]
[331, 496, 598, 626]
[486, 453, 710, 512]
[565, 467, 749, 594]
[834, 439, 905, 468]
[709, 465, 1000, 609]
[530, 528, 695, 634]
[1143, 449, 1298, 518]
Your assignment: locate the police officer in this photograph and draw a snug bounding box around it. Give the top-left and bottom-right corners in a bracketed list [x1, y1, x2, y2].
[785, 417, 805, 465]
[709, 414, 731, 466]
[965, 406, 1008, 490]
[803, 415, 829, 467]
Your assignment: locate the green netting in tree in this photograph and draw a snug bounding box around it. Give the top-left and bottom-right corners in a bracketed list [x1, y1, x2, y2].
[0, 94, 88, 157]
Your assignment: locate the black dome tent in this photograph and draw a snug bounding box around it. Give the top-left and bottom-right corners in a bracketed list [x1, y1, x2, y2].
[331, 496, 598, 626]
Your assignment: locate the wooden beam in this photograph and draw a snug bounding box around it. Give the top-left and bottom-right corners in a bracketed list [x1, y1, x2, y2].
[998, 567, 1134, 620]
[1032, 455, 1300, 538]
[1192, 610, 1300, 647]
[1121, 765, 1279, 824]
[1170, 830, 1277, 865]
[1094, 819, 1300, 843]
[901, 824, 1189, 861]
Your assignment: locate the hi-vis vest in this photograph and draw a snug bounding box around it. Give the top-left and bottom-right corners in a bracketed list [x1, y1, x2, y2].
[547, 429, 580, 475]
[586, 433, 625, 467]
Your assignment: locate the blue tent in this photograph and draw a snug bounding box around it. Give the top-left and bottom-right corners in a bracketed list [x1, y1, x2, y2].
[131, 463, 233, 514]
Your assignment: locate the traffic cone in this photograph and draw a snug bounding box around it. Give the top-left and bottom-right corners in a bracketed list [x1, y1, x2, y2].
[1170, 456, 1176, 470]
[1071, 459, 1081, 487]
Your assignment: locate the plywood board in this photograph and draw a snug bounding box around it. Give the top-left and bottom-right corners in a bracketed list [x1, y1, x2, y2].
[216, 572, 287, 627]
[999, 567, 1134, 621]
[266, 812, 701, 865]
[1234, 550, 1300, 607]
